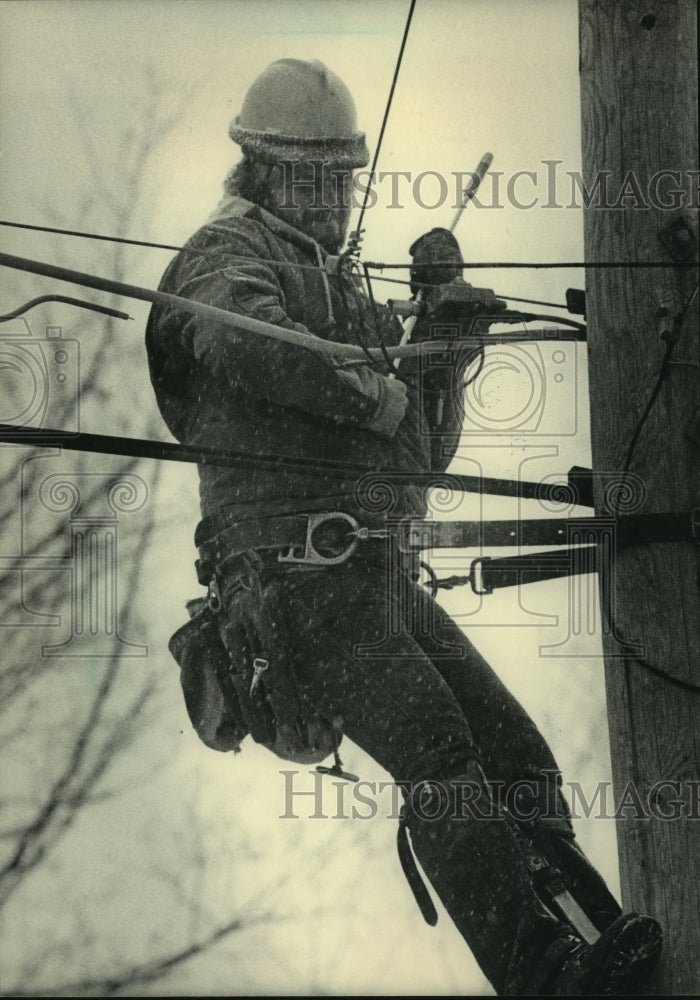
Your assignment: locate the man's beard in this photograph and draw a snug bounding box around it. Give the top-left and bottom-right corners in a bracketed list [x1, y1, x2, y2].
[280, 204, 351, 255]
[224, 158, 352, 254]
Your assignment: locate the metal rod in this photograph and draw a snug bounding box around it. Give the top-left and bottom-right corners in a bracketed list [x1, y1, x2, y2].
[394, 151, 494, 363]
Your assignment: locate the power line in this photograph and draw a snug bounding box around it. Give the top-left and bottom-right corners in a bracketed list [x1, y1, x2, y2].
[365, 260, 697, 270]
[354, 0, 417, 240]
[4, 219, 691, 276]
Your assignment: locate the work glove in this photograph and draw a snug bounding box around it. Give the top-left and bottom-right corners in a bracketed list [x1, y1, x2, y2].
[362, 373, 408, 438]
[409, 227, 464, 297]
[337, 365, 409, 437]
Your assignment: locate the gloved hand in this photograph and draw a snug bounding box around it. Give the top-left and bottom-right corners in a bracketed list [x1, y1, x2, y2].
[363, 374, 408, 438]
[337, 365, 409, 437]
[408, 227, 464, 297]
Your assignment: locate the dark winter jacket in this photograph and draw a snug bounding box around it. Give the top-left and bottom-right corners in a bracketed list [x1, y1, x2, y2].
[146, 196, 461, 542]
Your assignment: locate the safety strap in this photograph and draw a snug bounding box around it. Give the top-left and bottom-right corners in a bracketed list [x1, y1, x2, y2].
[404, 510, 699, 551]
[397, 808, 438, 927]
[419, 511, 699, 595]
[194, 509, 698, 588]
[433, 547, 599, 597]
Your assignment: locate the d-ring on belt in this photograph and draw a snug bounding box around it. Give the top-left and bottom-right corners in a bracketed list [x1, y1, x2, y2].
[195, 510, 390, 583]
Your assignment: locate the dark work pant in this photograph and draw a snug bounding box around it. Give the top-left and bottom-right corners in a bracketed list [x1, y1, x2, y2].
[227, 554, 579, 994]
[280, 555, 561, 792]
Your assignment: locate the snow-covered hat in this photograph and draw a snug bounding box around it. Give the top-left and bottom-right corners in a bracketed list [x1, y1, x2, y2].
[229, 58, 369, 168]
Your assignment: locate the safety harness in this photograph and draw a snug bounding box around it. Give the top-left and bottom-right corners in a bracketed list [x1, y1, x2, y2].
[192, 505, 699, 591]
[171, 503, 698, 773]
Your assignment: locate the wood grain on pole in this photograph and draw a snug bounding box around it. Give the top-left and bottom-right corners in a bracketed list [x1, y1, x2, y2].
[579, 1, 699, 993]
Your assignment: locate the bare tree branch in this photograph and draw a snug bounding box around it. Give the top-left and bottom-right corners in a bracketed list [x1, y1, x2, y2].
[0, 454, 163, 906]
[0, 60, 280, 999]
[1, 911, 283, 998]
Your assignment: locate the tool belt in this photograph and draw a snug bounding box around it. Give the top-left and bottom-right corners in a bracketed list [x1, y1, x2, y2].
[194, 509, 387, 585]
[169, 512, 376, 763]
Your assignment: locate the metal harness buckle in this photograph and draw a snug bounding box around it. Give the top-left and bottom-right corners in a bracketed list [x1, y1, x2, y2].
[277, 512, 361, 567]
[468, 556, 494, 596]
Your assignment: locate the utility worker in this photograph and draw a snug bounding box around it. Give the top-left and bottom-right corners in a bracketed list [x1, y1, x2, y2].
[146, 59, 663, 995]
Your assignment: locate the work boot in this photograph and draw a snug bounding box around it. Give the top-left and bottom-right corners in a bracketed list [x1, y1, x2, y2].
[538, 913, 663, 996]
[533, 825, 622, 932]
[509, 773, 622, 932]
[402, 768, 579, 995]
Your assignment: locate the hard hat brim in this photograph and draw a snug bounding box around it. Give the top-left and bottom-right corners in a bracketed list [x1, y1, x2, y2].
[229, 122, 370, 169]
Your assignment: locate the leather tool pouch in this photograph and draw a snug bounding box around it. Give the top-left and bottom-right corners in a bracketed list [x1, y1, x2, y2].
[169, 597, 248, 753]
[168, 559, 341, 765]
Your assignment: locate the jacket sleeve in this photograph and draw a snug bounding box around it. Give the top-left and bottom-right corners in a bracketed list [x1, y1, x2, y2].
[395, 313, 468, 472]
[167, 220, 391, 431]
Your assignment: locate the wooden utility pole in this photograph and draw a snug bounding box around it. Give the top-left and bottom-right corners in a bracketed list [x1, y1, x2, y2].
[579, 1, 698, 993]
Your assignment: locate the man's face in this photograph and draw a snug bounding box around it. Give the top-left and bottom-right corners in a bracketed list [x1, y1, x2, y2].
[273, 161, 354, 254]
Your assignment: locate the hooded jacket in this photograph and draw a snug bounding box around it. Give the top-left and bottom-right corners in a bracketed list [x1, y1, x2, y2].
[146, 196, 462, 543]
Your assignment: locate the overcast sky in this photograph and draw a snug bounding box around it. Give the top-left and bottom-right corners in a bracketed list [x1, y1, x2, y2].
[1, 0, 583, 287]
